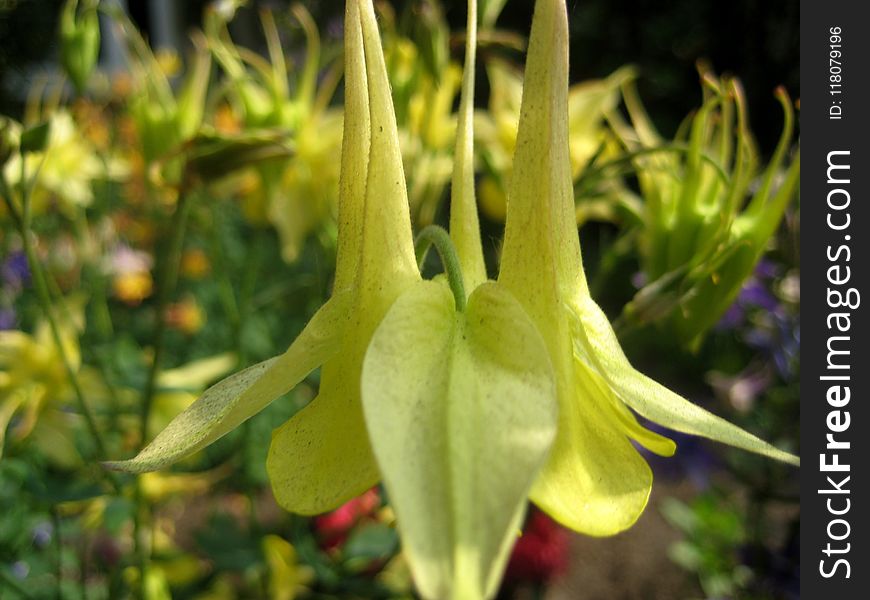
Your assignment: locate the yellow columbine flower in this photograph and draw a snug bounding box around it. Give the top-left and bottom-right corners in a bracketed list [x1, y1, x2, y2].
[474, 57, 631, 222]
[3, 111, 125, 215]
[613, 71, 800, 347]
[107, 0, 421, 518]
[497, 0, 798, 536]
[359, 0, 556, 597]
[0, 307, 81, 456]
[207, 5, 344, 262]
[110, 3, 555, 599]
[108, 2, 797, 600]
[262, 535, 314, 600]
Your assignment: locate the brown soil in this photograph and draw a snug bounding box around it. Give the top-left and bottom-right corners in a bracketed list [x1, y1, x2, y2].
[545, 482, 702, 600]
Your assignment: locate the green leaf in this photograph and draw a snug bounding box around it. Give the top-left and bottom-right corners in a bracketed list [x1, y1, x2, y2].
[362, 280, 557, 599]
[105, 294, 350, 473]
[343, 523, 400, 568]
[20, 121, 51, 154]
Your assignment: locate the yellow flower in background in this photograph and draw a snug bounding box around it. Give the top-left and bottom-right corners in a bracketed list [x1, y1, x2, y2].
[119, 14, 211, 170]
[475, 58, 631, 222]
[262, 535, 314, 600]
[611, 71, 800, 347]
[267, 109, 343, 263]
[106, 245, 154, 304]
[165, 297, 206, 335]
[382, 4, 462, 226]
[0, 305, 81, 457]
[3, 111, 125, 215]
[112, 272, 153, 304]
[206, 4, 344, 262]
[180, 248, 211, 280]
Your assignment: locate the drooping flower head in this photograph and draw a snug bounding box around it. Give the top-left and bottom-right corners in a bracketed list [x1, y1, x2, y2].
[106, 0, 421, 518]
[107, 1, 798, 599]
[498, 0, 798, 536]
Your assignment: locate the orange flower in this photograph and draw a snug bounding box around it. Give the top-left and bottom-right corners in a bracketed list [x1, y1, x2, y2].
[165, 298, 205, 335]
[181, 249, 211, 280]
[112, 271, 152, 305]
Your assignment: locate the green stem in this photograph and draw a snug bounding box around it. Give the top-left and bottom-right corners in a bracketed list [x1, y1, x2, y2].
[139, 187, 193, 444]
[134, 182, 194, 600]
[52, 508, 62, 600]
[414, 225, 467, 311]
[3, 182, 112, 467]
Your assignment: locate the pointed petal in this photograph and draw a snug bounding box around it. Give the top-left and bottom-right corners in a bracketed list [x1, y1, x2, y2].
[266, 0, 423, 515]
[332, 0, 370, 291]
[499, 0, 585, 305]
[362, 280, 557, 599]
[569, 297, 800, 466]
[449, 0, 487, 289]
[266, 348, 380, 514]
[495, 0, 651, 537]
[355, 0, 419, 298]
[105, 295, 350, 473]
[530, 353, 654, 537]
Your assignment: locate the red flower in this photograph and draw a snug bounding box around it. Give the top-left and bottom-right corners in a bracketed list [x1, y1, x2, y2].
[505, 508, 570, 583]
[313, 488, 381, 551]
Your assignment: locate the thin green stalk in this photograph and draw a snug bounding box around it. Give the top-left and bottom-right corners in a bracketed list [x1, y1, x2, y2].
[134, 182, 194, 600]
[414, 225, 467, 311]
[42, 258, 123, 431]
[139, 186, 194, 443]
[2, 179, 112, 467]
[52, 508, 62, 600]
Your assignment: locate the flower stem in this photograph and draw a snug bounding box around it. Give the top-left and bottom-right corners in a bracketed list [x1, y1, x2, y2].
[139, 186, 193, 444]
[2, 176, 112, 468]
[134, 180, 194, 600]
[414, 225, 468, 311]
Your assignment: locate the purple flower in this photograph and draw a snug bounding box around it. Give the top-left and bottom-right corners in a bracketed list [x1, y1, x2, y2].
[717, 302, 746, 330]
[740, 279, 779, 313]
[32, 522, 53, 548]
[0, 308, 15, 330]
[1, 251, 30, 293]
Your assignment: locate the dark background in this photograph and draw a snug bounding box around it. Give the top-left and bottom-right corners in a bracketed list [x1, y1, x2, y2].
[1, 0, 799, 154]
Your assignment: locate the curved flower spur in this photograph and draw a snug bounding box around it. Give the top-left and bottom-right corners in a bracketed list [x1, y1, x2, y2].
[497, 0, 799, 538]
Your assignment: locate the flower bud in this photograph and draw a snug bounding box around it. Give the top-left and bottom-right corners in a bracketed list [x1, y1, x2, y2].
[60, 0, 101, 94]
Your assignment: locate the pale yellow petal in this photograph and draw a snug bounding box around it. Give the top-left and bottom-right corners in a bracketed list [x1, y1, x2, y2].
[265, 0, 422, 514]
[105, 295, 350, 473]
[449, 0, 487, 289]
[354, 0, 420, 302]
[265, 342, 379, 515]
[332, 0, 370, 291]
[569, 297, 800, 466]
[498, 0, 585, 307]
[530, 352, 653, 537]
[362, 280, 557, 599]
